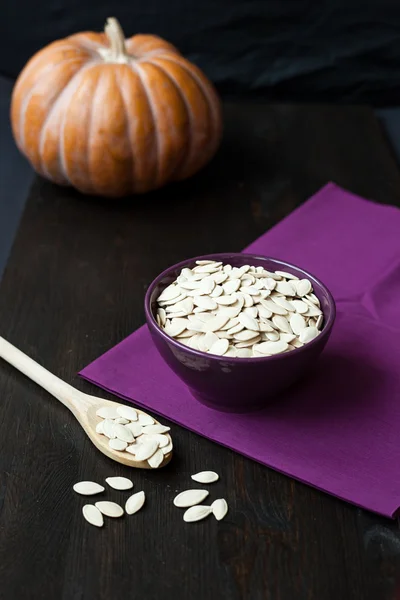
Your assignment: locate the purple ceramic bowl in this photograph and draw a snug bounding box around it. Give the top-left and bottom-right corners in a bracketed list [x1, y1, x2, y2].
[145, 253, 336, 412]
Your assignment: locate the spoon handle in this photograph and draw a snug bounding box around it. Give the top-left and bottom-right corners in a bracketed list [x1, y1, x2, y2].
[0, 336, 84, 411]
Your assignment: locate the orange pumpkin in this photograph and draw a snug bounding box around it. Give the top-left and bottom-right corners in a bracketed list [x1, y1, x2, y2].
[11, 18, 222, 197]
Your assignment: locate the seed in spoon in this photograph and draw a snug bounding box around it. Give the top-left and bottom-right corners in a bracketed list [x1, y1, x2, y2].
[114, 417, 129, 425]
[113, 424, 134, 443]
[125, 491, 146, 515]
[95, 421, 104, 434]
[105, 477, 133, 491]
[162, 441, 173, 454]
[96, 406, 119, 419]
[191, 471, 219, 483]
[116, 405, 138, 421]
[173, 489, 209, 508]
[183, 505, 213, 522]
[211, 498, 228, 521]
[138, 413, 155, 426]
[139, 433, 169, 448]
[102, 419, 116, 439]
[125, 422, 143, 437]
[133, 440, 160, 461]
[95, 501, 124, 518]
[73, 481, 105, 496]
[141, 424, 170, 435]
[109, 438, 128, 451]
[82, 504, 104, 527]
[148, 449, 164, 468]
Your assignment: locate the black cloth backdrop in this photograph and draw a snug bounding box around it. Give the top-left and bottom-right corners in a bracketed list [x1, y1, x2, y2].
[2, 0, 400, 104]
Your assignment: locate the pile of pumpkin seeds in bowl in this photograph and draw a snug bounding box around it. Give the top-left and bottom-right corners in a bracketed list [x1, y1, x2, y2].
[95, 404, 172, 468]
[156, 260, 323, 357]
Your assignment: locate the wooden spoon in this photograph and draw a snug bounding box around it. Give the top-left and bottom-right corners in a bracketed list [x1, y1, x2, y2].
[0, 336, 172, 468]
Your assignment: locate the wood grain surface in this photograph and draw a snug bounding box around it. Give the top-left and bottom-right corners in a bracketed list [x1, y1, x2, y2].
[1, 103, 400, 600]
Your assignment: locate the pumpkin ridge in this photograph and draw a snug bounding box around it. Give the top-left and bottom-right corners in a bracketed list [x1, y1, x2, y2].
[16, 56, 85, 151]
[115, 68, 135, 193]
[40, 61, 98, 183]
[145, 59, 192, 181]
[130, 62, 160, 187]
[84, 68, 105, 192]
[13, 42, 79, 93]
[157, 54, 222, 150]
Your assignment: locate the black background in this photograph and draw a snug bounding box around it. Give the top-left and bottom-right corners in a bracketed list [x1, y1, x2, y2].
[2, 0, 400, 104]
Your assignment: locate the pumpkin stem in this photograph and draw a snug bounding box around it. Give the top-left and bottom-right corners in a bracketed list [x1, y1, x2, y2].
[104, 17, 128, 61]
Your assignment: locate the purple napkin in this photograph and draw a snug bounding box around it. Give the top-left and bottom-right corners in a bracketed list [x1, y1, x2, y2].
[81, 183, 400, 518]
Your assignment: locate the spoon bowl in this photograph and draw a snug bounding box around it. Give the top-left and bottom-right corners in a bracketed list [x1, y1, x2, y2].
[0, 336, 172, 468]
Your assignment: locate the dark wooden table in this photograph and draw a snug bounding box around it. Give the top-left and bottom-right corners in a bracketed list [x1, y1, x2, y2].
[1, 103, 400, 600]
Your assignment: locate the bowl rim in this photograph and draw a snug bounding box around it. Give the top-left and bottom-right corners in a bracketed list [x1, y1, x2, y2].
[144, 253, 336, 363]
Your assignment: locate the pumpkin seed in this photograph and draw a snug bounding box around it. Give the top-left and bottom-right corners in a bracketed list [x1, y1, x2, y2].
[295, 279, 312, 297]
[139, 433, 169, 448]
[299, 326, 320, 344]
[148, 449, 164, 468]
[109, 438, 128, 451]
[162, 441, 173, 455]
[193, 296, 218, 310]
[138, 413, 155, 426]
[173, 489, 209, 508]
[234, 330, 260, 342]
[82, 504, 104, 527]
[275, 270, 299, 280]
[141, 424, 170, 435]
[208, 338, 229, 356]
[255, 340, 289, 355]
[158, 284, 181, 302]
[105, 477, 133, 491]
[275, 281, 296, 296]
[133, 440, 160, 461]
[73, 481, 105, 496]
[291, 300, 309, 314]
[95, 501, 124, 518]
[113, 424, 134, 443]
[211, 498, 228, 521]
[102, 419, 116, 439]
[191, 471, 219, 483]
[125, 491, 146, 515]
[290, 313, 307, 335]
[183, 505, 213, 522]
[236, 348, 252, 357]
[95, 421, 104, 434]
[238, 312, 259, 331]
[96, 406, 119, 419]
[125, 422, 143, 437]
[223, 279, 241, 294]
[272, 315, 292, 333]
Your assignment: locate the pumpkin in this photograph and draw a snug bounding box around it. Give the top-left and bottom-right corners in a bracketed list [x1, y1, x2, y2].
[11, 18, 222, 197]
